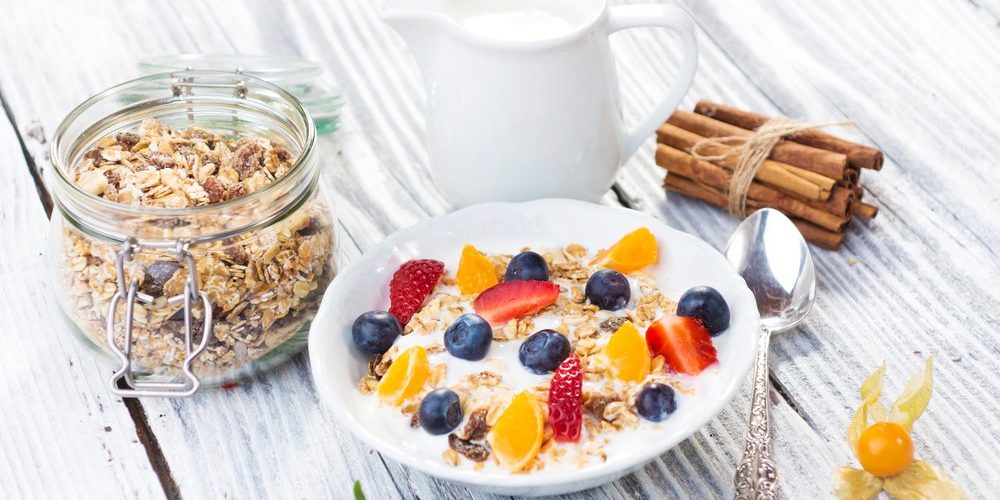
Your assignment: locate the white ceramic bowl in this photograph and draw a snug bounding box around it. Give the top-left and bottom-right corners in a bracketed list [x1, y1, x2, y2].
[309, 199, 759, 496]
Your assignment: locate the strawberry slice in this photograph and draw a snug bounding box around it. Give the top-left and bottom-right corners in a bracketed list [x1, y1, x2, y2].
[548, 355, 583, 442]
[389, 259, 445, 327]
[473, 280, 559, 324]
[645, 315, 718, 375]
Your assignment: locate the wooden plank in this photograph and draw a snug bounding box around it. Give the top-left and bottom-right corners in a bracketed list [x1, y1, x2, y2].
[606, 0, 1000, 496]
[0, 0, 845, 498]
[0, 95, 164, 498]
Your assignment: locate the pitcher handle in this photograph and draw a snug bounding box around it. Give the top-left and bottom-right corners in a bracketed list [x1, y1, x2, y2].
[608, 4, 698, 158]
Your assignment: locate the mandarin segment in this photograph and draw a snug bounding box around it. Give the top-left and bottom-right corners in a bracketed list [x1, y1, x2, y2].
[487, 391, 545, 472]
[589, 227, 659, 273]
[377, 346, 430, 405]
[602, 321, 651, 383]
[456, 244, 499, 295]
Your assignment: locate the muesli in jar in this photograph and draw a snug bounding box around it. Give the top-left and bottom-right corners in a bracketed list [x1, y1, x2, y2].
[59, 118, 335, 381]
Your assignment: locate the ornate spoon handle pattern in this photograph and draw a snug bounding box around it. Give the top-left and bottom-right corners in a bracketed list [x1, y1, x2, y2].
[734, 328, 778, 500]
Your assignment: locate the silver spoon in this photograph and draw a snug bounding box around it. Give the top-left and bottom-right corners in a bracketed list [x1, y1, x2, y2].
[724, 208, 817, 500]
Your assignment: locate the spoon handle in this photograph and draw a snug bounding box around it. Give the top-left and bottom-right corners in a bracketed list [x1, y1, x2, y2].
[734, 328, 778, 500]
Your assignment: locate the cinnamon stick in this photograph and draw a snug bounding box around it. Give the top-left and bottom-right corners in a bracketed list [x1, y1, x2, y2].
[667, 110, 848, 181]
[694, 100, 883, 170]
[657, 123, 833, 201]
[656, 143, 854, 215]
[656, 144, 852, 229]
[663, 174, 844, 250]
[855, 201, 879, 220]
[791, 218, 846, 250]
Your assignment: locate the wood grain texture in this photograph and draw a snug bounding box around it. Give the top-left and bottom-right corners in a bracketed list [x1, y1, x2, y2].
[0, 98, 164, 498]
[0, 0, 996, 498]
[608, 0, 1000, 496]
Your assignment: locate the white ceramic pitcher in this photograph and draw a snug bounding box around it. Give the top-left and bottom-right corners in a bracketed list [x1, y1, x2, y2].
[381, 0, 698, 206]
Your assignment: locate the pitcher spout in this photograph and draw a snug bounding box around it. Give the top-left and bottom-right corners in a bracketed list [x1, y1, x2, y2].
[379, 2, 451, 78]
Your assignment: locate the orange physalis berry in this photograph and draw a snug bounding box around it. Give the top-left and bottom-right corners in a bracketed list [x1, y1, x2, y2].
[857, 422, 914, 477]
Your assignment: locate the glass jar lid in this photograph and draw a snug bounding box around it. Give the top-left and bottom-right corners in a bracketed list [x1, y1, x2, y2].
[139, 54, 344, 134]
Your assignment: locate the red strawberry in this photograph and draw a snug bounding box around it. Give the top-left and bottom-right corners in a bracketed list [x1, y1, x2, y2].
[645, 315, 718, 375]
[472, 280, 559, 324]
[389, 259, 445, 327]
[549, 355, 582, 442]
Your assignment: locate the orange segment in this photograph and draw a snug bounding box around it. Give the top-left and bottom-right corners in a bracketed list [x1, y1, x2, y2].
[456, 244, 498, 296]
[589, 227, 658, 273]
[602, 321, 651, 383]
[376, 346, 430, 405]
[487, 391, 544, 471]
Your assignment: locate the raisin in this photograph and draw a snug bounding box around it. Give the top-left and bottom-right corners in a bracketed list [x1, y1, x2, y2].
[583, 391, 621, 419]
[115, 132, 141, 149]
[147, 151, 175, 169]
[225, 182, 246, 201]
[273, 145, 292, 162]
[599, 316, 628, 334]
[139, 261, 181, 297]
[460, 409, 490, 441]
[448, 434, 490, 462]
[83, 148, 102, 161]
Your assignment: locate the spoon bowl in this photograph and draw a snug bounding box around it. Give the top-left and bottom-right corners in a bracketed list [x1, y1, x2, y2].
[723, 208, 817, 500]
[725, 208, 816, 333]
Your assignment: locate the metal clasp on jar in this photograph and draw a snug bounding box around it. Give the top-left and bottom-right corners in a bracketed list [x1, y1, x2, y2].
[106, 238, 212, 398]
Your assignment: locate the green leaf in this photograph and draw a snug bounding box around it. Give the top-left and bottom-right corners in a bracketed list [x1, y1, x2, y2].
[353, 480, 366, 500]
[848, 363, 886, 453]
[889, 357, 934, 430]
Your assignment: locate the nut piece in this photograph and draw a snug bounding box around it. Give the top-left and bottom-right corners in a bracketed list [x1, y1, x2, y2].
[78, 170, 108, 196]
[448, 434, 490, 462]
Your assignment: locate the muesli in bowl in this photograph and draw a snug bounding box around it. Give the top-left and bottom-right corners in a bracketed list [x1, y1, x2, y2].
[349, 227, 732, 472]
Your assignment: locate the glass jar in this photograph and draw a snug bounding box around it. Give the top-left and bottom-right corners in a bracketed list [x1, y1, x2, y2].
[48, 71, 337, 397]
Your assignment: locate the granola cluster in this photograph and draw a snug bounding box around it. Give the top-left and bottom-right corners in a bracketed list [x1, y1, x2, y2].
[72, 119, 295, 207]
[361, 244, 685, 471]
[61, 120, 335, 378]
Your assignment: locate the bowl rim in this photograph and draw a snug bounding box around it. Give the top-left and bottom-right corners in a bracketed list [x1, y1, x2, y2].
[308, 199, 759, 492]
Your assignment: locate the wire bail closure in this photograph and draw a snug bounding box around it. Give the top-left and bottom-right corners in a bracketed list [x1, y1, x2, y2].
[106, 238, 212, 398]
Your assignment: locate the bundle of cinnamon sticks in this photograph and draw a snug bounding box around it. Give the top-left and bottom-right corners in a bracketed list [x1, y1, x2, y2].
[657, 101, 882, 250]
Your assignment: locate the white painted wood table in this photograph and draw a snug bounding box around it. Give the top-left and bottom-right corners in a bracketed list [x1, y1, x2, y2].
[2, 0, 998, 498]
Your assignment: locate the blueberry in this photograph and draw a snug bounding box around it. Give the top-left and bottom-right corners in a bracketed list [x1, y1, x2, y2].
[518, 329, 571, 374]
[418, 388, 463, 435]
[677, 286, 730, 336]
[351, 311, 401, 354]
[444, 313, 493, 361]
[636, 383, 677, 422]
[504, 251, 549, 282]
[585, 270, 631, 311]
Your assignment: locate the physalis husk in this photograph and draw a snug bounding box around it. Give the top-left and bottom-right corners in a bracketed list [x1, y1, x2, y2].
[835, 357, 967, 500]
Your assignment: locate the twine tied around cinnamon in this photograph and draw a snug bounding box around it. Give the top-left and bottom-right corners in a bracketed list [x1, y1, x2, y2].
[690, 117, 854, 217]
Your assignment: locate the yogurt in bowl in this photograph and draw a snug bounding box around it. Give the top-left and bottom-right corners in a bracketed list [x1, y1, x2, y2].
[309, 200, 759, 496]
